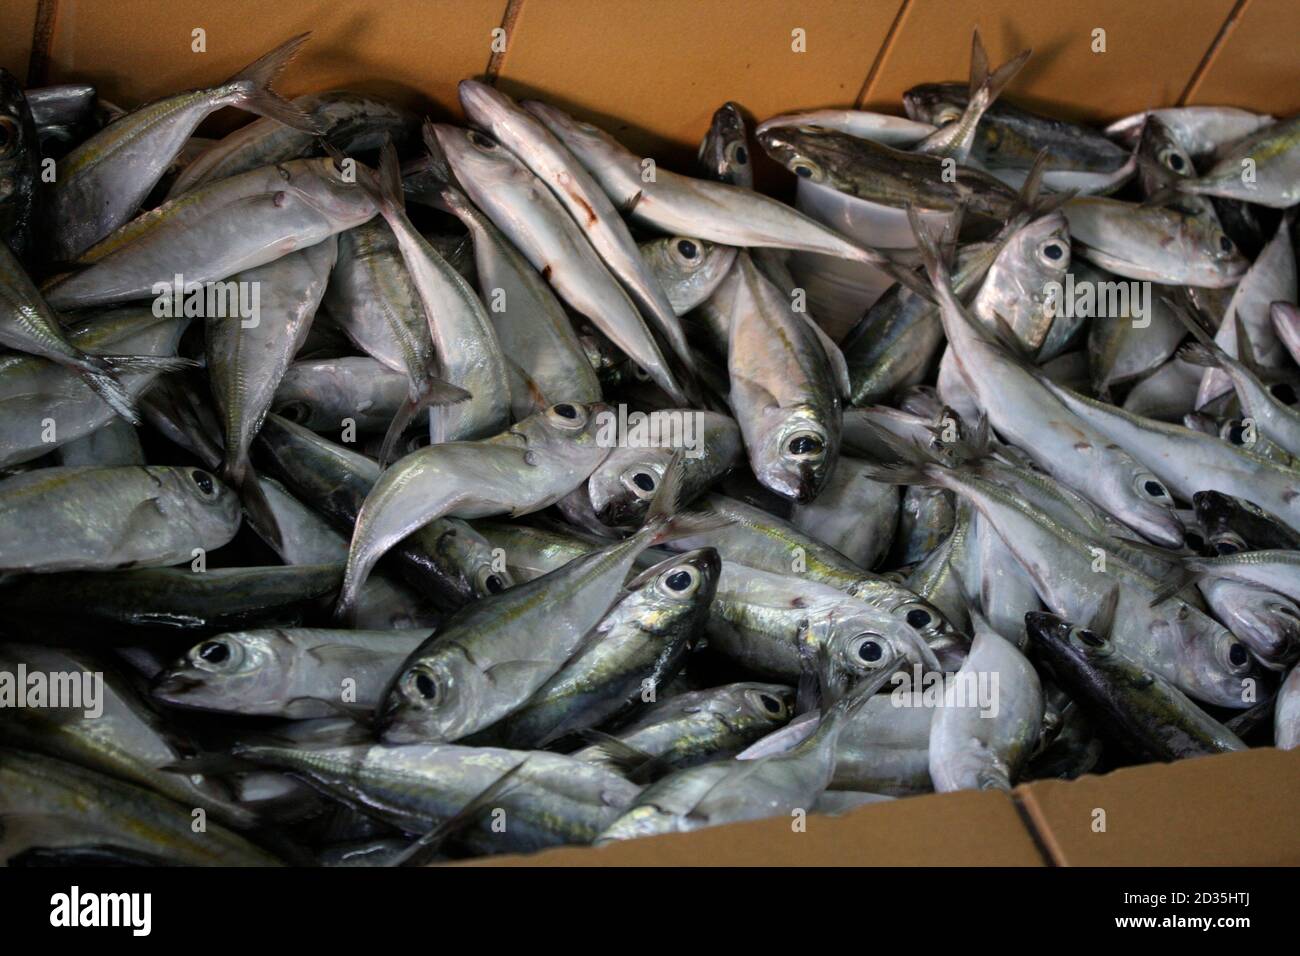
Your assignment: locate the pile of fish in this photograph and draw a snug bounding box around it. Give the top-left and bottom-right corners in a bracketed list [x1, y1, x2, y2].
[1, 30, 1298, 866]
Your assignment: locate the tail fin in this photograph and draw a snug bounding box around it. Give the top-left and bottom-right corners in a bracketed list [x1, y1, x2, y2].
[377, 375, 472, 467]
[226, 453, 283, 553]
[636, 451, 733, 545]
[420, 118, 457, 187]
[225, 33, 320, 133]
[967, 30, 1029, 124]
[79, 365, 143, 425]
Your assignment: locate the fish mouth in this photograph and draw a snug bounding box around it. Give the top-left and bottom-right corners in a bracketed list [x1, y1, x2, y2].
[150, 671, 204, 700]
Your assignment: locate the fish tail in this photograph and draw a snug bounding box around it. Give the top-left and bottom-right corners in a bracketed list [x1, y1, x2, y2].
[974, 36, 1030, 118]
[420, 118, 457, 186]
[228, 454, 283, 553]
[378, 375, 472, 466]
[79, 360, 143, 426]
[907, 204, 963, 316]
[225, 33, 321, 133]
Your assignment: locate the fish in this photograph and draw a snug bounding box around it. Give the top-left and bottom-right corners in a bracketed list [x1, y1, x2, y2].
[495, 547, 720, 748]
[758, 124, 1020, 219]
[153, 628, 432, 718]
[253, 414, 515, 607]
[1027, 609, 1247, 761]
[431, 123, 686, 403]
[335, 401, 611, 618]
[523, 99, 930, 298]
[698, 102, 754, 188]
[756, 110, 935, 148]
[572, 682, 796, 776]
[374, 453, 722, 743]
[789, 456, 899, 570]
[1106, 106, 1275, 160]
[1165, 114, 1300, 208]
[271, 357, 409, 434]
[727, 251, 846, 501]
[168, 89, 416, 197]
[1278, 665, 1300, 749]
[640, 235, 738, 316]
[0, 465, 239, 572]
[1, 243, 194, 425]
[46, 156, 378, 310]
[911, 30, 1031, 165]
[47, 34, 319, 262]
[460, 82, 699, 394]
[0, 69, 40, 262]
[0, 749, 280, 866]
[928, 613, 1043, 791]
[1194, 490, 1300, 554]
[207, 237, 338, 549]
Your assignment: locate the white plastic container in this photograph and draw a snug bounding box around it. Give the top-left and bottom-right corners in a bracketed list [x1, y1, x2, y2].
[790, 179, 955, 340]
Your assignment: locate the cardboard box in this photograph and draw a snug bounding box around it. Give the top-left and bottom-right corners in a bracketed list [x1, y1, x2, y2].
[6, 0, 1297, 866]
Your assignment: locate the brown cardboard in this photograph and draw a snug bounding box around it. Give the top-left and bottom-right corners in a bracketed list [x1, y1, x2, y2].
[461, 789, 1047, 866]
[0, 0, 39, 80]
[1015, 747, 1300, 866]
[859, 0, 1240, 121]
[1185, 0, 1300, 115]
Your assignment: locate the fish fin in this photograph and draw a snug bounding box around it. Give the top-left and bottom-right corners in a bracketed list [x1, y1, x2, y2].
[638, 451, 732, 545]
[225, 33, 321, 133]
[575, 729, 656, 770]
[79, 363, 143, 426]
[391, 761, 527, 867]
[1148, 564, 1202, 607]
[1088, 584, 1122, 637]
[502, 355, 551, 416]
[228, 455, 283, 553]
[907, 204, 964, 318]
[620, 190, 644, 216]
[419, 118, 457, 186]
[379, 376, 472, 465]
[968, 28, 990, 93]
[160, 753, 259, 776]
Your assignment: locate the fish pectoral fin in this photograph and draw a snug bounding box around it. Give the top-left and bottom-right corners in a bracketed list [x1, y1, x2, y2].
[482, 658, 561, 689]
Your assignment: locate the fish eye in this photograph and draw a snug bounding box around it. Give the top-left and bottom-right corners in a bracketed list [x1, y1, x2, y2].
[190, 470, 217, 497]
[623, 468, 658, 499]
[786, 432, 824, 459]
[905, 607, 933, 629]
[1158, 147, 1186, 173]
[792, 162, 816, 179]
[277, 400, 310, 424]
[661, 566, 699, 595]
[1072, 627, 1106, 649]
[193, 638, 240, 670]
[1037, 239, 1067, 264]
[746, 689, 789, 719]
[1218, 234, 1235, 255]
[1136, 474, 1170, 501]
[401, 666, 440, 703]
[1227, 642, 1250, 668]
[467, 130, 496, 150]
[675, 238, 699, 260]
[1214, 540, 1241, 556]
[1270, 383, 1298, 405]
[727, 142, 749, 165]
[547, 402, 587, 428]
[476, 567, 507, 595]
[847, 634, 891, 669]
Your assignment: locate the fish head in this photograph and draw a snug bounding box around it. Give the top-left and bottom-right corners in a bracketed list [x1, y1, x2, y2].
[857, 586, 970, 664]
[429, 123, 529, 191]
[515, 400, 613, 472]
[977, 211, 1070, 351]
[1137, 115, 1197, 192]
[429, 520, 515, 600]
[156, 466, 242, 542]
[152, 631, 288, 712]
[1180, 213, 1249, 286]
[902, 82, 968, 127]
[754, 125, 845, 187]
[700, 102, 752, 186]
[518, 99, 623, 169]
[588, 447, 669, 528]
[1202, 578, 1300, 667]
[753, 403, 838, 502]
[1091, 461, 1185, 548]
[626, 547, 722, 624]
[283, 156, 380, 228]
[817, 604, 941, 703]
[1024, 609, 1113, 678]
[1168, 605, 1270, 706]
[378, 648, 486, 744]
